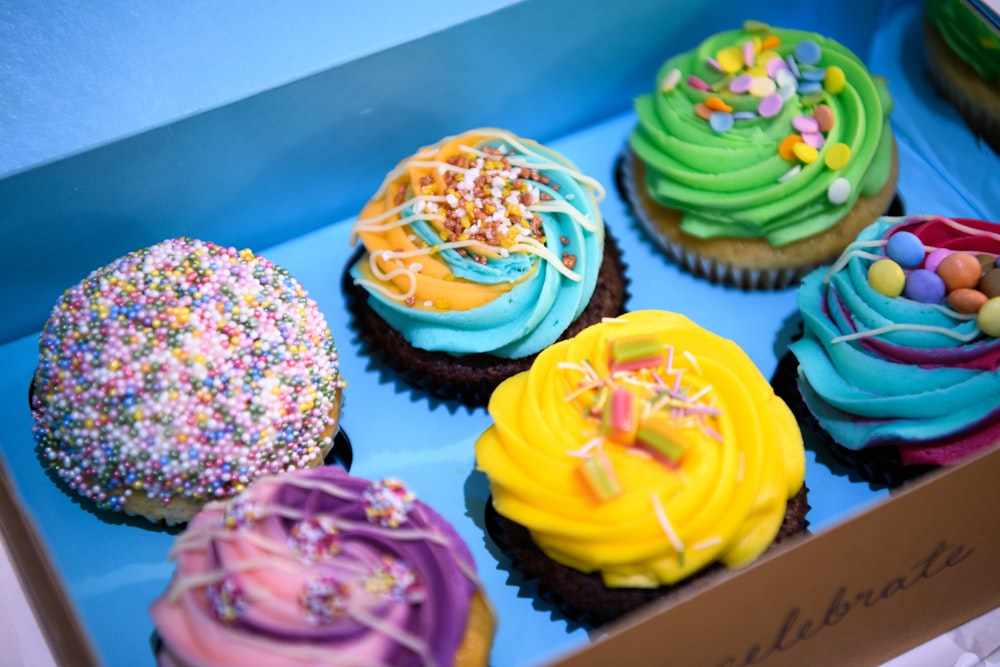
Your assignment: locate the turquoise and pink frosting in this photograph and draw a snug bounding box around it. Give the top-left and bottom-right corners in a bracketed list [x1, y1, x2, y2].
[791, 216, 1000, 467]
[150, 467, 485, 667]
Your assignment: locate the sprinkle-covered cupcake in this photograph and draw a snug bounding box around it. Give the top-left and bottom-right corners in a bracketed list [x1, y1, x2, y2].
[622, 21, 898, 289]
[475, 310, 808, 624]
[150, 467, 495, 667]
[924, 0, 1000, 153]
[30, 238, 346, 524]
[787, 215, 1000, 486]
[344, 128, 628, 407]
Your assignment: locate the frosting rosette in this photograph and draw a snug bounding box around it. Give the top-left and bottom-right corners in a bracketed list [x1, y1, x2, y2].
[630, 21, 894, 246]
[349, 128, 605, 359]
[150, 467, 493, 667]
[791, 215, 1000, 468]
[475, 310, 804, 587]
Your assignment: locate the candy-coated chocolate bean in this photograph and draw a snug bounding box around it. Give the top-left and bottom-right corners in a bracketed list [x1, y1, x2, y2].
[904, 269, 946, 303]
[868, 259, 905, 297]
[924, 248, 952, 272]
[978, 298, 1000, 337]
[937, 252, 982, 291]
[886, 231, 924, 268]
[978, 268, 1000, 299]
[947, 288, 988, 314]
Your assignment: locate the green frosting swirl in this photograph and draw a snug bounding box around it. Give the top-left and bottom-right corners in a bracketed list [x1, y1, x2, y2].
[927, 0, 1000, 81]
[630, 23, 894, 247]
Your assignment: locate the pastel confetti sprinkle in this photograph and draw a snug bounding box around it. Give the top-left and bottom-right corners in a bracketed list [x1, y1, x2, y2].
[813, 104, 835, 132]
[792, 115, 819, 133]
[716, 46, 744, 73]
[824, 65, 846, 93]
[795, 39, 822, 65]
[749, 75, 777, 97]
[801, 131, 825, 149]
[792, 142, 819, 163]
[778, 165, 802, 182]
[729, 73, 753, 93]
[824, 142, 851, 170]
[694, 103, 713, 120]
[709, 112, 735, 133]
[778, 134, 803, 160]
[765, 56, 787, 78]
[798, 80, 823, 95]
[733, 111, 757, 120]
[743, 40, 755, 67]
[828, 177, 851, 204]
[758, 92, 783, 118]
[687, 74, 711, 91]
[705, 96, 733, 112]
[802, 68, 827, 82]
[660, 68, 682, 92]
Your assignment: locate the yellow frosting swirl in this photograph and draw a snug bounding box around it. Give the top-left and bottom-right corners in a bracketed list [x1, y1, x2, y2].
[475, 310, 804, 587]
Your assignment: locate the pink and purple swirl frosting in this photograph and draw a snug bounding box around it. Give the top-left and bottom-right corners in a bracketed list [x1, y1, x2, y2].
[791, 215, 1000, 467]
[150, 467, 485, 667]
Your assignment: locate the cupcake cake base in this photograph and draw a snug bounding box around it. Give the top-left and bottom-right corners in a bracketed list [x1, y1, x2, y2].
[618, 143, 902, 290]
[484, 488, 810, 627]
[342, 230, 629, 408]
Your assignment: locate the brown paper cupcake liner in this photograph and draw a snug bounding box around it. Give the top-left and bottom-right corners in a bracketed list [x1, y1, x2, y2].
[924, 20, 1000, 155]
[771, 346, 935, 489]
[342, 230, 630, 408]
[616, 145, 903, 291]
[483, 488, 810, 628]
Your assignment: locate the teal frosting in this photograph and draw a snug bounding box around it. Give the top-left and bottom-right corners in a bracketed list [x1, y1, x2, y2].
[349, 132, 604, 359]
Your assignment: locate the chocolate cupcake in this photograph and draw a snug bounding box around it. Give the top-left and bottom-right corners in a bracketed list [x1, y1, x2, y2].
[344, 128, 628, 407]
[787, 215, 1000, 487]
[475, 310, 808, 624]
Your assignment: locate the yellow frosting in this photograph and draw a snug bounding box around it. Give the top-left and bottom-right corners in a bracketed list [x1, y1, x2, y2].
[475, 310, 804, 587]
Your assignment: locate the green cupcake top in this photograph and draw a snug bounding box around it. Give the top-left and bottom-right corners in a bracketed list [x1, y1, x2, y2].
[630, 21, 894, 247]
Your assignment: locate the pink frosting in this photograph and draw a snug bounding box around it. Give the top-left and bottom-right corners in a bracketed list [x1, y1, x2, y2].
[150, 467, 484, 667]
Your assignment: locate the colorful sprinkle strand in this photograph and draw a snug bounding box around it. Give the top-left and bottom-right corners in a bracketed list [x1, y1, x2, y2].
[30, 237, 346, 513]
[561, 339, 722, 503]
[661, 22, 855, 193]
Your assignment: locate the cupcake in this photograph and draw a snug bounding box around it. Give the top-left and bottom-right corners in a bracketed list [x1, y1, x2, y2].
[344, 128, 628, 407]
[30, 238, 346, 524]
[150, 467, 495, 667]
[622, 21, 899, 289]
[475, 310, 808, 624]
[787, 215, 1000, 486]
[924, 0, 1000, 153]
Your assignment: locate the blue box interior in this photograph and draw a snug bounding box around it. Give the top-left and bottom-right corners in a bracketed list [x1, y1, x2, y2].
[1, 1, 998, 665]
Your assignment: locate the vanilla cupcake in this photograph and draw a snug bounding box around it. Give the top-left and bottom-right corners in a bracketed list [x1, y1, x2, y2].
[924, 0, 1000, 153]
[622, 21, 898, 289]
[345, 128, 628, 406]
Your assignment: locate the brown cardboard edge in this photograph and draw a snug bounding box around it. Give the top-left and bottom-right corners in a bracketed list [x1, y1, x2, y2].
[0, 454, 100, 667]
[543, 445, 1000, 667]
